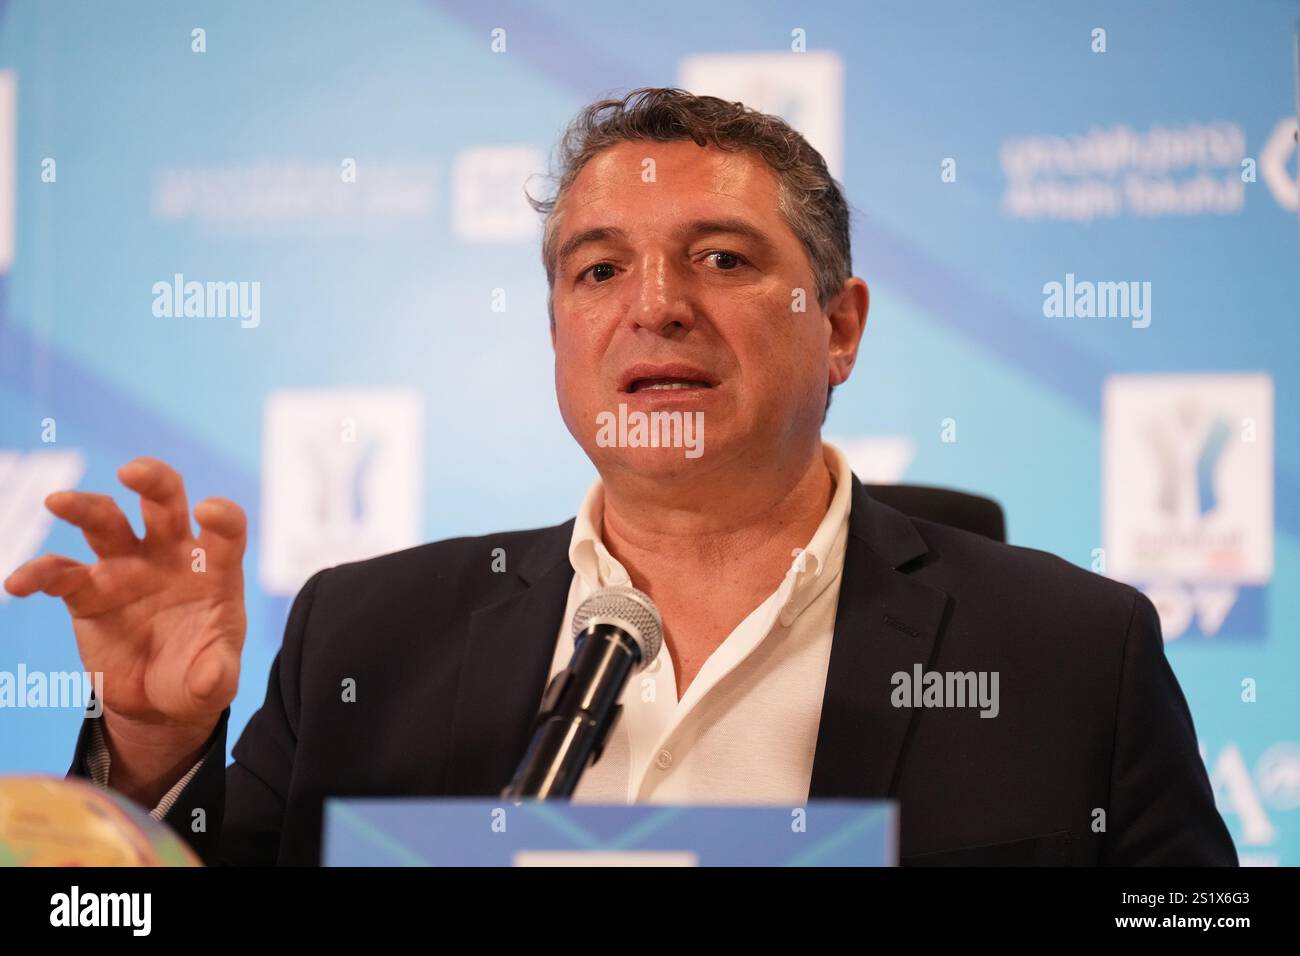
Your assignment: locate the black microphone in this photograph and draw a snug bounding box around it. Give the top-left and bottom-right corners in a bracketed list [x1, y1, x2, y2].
[502, 585, 664, 799]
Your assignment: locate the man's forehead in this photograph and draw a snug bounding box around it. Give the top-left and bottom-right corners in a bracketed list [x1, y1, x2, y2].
[567, 140, 778, 208]
[552, 141, 784, 258]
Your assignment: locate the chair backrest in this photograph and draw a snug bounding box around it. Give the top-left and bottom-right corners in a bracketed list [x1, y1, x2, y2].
[863, 484, 1006, 543]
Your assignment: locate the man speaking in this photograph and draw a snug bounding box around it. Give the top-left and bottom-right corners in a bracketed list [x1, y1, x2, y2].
[4, 88, 1236, 866]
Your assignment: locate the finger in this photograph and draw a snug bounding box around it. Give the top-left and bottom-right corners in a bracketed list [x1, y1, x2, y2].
[38, 561, 107, 617]
[3, 553, 87, 598]
[118, 457, 192, 544]
[44, 490, 140, 558]
[194, 497, 248, 569]
[44, 563, 94, 599]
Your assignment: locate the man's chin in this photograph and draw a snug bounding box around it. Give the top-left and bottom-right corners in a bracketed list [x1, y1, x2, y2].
[584, 401, 715, 471]
[596, 445, 711, 478]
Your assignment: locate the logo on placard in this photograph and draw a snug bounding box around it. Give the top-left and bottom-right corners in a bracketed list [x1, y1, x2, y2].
[1102, 374, 1273, 640]
[259, 389, 423, 596]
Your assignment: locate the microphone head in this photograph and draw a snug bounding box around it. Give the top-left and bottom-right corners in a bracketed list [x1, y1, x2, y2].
[571, 585, 664, 670]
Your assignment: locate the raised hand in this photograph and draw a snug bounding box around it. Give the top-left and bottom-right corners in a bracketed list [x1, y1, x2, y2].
[4, 457, 248, 798]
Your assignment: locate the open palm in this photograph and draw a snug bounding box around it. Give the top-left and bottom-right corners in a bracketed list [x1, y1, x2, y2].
[4, 457, 247, 731]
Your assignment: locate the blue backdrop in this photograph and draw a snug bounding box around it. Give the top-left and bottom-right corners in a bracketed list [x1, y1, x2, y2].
[0, 0, 1296, 865]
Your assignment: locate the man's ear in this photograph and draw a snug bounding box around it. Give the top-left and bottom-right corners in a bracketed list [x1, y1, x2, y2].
[827, 277, 869, 388]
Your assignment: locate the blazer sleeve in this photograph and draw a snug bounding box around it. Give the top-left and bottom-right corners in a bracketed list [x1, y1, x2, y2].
[66, 567, 329, 866]
[1102, 588, 1238, 865]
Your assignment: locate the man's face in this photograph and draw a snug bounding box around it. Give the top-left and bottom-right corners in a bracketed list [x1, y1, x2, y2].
[550, 139, 859, 481]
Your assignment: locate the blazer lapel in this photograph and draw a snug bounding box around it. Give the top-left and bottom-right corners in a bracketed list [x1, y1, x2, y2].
[443, 475, 952, 801]
[443, 520, 575, 796]
[809, 476, 952, 799]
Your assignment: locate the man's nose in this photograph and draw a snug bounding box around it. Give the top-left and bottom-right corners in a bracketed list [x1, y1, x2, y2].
[628, 253, 695, 335]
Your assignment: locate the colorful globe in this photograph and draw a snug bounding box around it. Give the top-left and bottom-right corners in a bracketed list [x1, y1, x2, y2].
[0, 775, 201, 866]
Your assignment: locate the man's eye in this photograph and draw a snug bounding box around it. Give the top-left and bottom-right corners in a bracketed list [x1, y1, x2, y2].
[704, 251, 747, 271]
[583, 262, 617, 282]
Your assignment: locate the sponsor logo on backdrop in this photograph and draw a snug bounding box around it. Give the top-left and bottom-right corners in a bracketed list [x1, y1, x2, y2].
[1257, 743, 1300, 812]
[1103, 373, 1273, 640]
[678, 51, 845, 179]
[0, 450, 87, 602]
[260, 389, 423, 596]
[1259, 117, 1298, 211]
[826, 435, 916, 483]
[1206, 741, 1300, 866]
[152, 162, 437, 236]
[451, 146, 546, 242]
[1001, 121, 1246, 221]
[0, 70, 14, 274]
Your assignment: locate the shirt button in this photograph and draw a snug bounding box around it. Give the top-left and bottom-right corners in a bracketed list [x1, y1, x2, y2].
[655, 749, 673, 770]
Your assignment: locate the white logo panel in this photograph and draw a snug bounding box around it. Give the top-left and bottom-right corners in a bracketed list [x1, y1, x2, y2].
[0, 70, 16, 274]
[1103, 373, 1273, 584]
[451, 146, 546, 242]
[0, 450, 87, 600]
[677, 52, 845, 180]
[260, 389, 423, 595]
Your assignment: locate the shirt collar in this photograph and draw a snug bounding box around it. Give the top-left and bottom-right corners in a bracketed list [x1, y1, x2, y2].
[567, 442, 855, 618]
[568, 480, 628, 591]
[777, 441, 853, 625]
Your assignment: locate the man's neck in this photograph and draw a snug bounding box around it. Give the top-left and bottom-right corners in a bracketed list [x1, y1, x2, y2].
[598, 441, 836, 588]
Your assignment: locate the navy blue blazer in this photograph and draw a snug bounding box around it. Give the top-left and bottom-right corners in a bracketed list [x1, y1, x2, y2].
[69, 474, 1237, 866]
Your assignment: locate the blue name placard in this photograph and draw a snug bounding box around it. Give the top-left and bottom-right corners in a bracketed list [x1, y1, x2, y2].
[323, 799, 896, 866]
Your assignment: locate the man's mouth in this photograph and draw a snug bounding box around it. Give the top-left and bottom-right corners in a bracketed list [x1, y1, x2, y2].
[619, 364, 720, 393]
[627, 377, 714, 394]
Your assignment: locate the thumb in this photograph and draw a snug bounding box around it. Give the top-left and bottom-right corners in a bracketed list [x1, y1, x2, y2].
[185, 651, 232, 711]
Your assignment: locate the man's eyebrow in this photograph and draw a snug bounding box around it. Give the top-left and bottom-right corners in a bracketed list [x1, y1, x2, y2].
[554, 218, 776, 270]
[673, 217, 776, 252]
[556, 227, 629, 270]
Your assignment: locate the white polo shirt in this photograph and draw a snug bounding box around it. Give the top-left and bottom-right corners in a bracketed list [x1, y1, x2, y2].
[549, 441, 853, 805]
